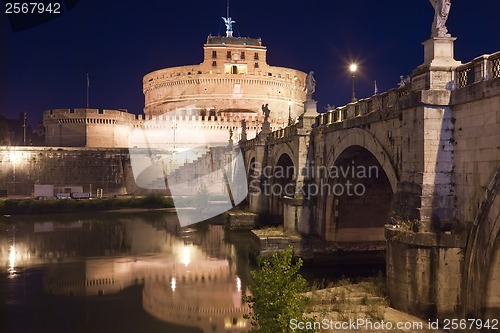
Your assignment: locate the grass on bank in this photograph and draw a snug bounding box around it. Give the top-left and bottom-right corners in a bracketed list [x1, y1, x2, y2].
[0, 194, 175, 215]
[252, 226, 301, 238]
[306, 274, 388, 324]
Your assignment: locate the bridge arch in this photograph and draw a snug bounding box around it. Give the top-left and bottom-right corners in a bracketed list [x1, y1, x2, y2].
[246, 156, 256, 177]
[245, 151, 256, 175]
[463, 167, 500, 320]
[269, 152, 296, 223]
[325, 128, 398, 193]
[320, 143, 395, 243]
[271, 143, 296, 170]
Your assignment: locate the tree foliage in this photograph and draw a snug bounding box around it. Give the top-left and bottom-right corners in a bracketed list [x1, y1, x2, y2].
[243, 247, 311, 333]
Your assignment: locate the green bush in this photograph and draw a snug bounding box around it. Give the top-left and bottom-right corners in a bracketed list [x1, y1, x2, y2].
[243, 247, 312, 333]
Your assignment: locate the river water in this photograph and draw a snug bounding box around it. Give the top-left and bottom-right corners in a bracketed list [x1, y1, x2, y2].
[0, 211, 384, 333]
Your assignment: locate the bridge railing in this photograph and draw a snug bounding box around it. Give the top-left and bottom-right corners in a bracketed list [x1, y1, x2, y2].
[315, 85, 409, 127]
[456, 50, 500, 88]
[242, 137, 256, 150]
[315, 50, 500, 128]
[270, 124, 297, 140]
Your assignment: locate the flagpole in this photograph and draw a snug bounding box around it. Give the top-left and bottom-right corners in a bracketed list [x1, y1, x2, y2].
[86, 73, 89, 108]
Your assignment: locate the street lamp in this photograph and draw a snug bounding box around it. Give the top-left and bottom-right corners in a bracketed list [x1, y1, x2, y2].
[350, 63, 358, 102]
[172, 121, 177, 149]
[288, 100, 293, 126]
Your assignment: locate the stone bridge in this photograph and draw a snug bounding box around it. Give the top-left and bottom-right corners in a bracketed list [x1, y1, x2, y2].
[241, 40, 500, 322]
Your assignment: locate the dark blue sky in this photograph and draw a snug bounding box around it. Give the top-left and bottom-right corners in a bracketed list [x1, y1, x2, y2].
[2, 0, 500, 125]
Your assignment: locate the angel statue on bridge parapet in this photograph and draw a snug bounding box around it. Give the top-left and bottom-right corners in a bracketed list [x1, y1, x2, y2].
[305, 71, 316, 101]
[429, 0, 451, 37]
[262, 104, 271, 122]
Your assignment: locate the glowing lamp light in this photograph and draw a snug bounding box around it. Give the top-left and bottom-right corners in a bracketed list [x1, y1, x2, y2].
[349, 63, 358, 102]
[9, 151, 23, 165]
[9, 245, 16, 270]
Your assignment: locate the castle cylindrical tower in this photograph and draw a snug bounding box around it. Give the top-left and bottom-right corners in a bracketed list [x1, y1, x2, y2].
[143, 36, 307, 127]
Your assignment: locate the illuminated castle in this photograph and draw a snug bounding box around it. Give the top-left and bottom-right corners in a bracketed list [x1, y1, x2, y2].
[43, 17, 307, 148]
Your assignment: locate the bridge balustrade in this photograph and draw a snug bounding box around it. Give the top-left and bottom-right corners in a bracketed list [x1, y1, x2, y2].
[243, 138, 256, 149]
[456, 51, 500, 88]
[313, 74, 417, 129]
[489, 51, 500, 79]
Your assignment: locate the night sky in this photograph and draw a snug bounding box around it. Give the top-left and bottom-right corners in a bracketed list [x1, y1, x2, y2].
[2, 0, 500, 126]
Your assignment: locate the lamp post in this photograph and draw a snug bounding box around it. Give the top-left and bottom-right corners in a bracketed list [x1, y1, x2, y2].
[22, 112, 27, 146]
[288, 100, 293, 126]
[350, 63, 358, 102]
[172, 121, 177, 149]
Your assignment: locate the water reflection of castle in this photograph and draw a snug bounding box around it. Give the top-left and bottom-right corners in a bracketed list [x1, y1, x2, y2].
[1, 215, 250, 333]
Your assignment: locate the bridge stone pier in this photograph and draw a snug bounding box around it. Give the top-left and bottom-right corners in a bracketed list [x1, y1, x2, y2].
[241, 36, 500, 322]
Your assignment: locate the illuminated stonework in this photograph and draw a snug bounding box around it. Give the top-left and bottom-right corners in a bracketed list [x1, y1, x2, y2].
[43, 108, 140, 147]
[43, 36, 307, 148]
[143, 36, 307, 124]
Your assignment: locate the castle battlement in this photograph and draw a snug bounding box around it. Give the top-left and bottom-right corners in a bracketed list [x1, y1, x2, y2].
[44, 108, 136, 124]
[43, 107, 282, 148]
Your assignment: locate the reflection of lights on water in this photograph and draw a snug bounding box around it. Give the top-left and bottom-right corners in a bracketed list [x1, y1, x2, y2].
[236, 276, 241, 292]
[181, 246, 191, 266]
[9, 245, 16, 269]
[170, 276, 176, 292]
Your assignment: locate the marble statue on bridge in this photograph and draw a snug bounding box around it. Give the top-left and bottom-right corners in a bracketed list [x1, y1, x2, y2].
[262, 103, 271, 122]
[430, 0, 451, 37]
[305, 71, 316, 100]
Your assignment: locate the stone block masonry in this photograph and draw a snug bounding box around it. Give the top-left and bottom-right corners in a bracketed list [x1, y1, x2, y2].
[0, 147, 131, 196]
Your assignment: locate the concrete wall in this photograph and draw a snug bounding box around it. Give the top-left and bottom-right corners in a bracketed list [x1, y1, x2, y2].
[451, 78, 500, 320]
[452, 78, 500, 224]
[0, 147, 131, 196]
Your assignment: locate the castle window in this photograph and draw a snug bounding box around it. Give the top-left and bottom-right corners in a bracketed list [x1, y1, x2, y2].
[212, 50, 217, 59]
[254, 52, 259, 60]
[241, 52, 245, 60]
[212, 61, 217, 67]
[254, 62, 259, 68]
[232, 66, 238, 74]
[226, 51, 231, 59]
